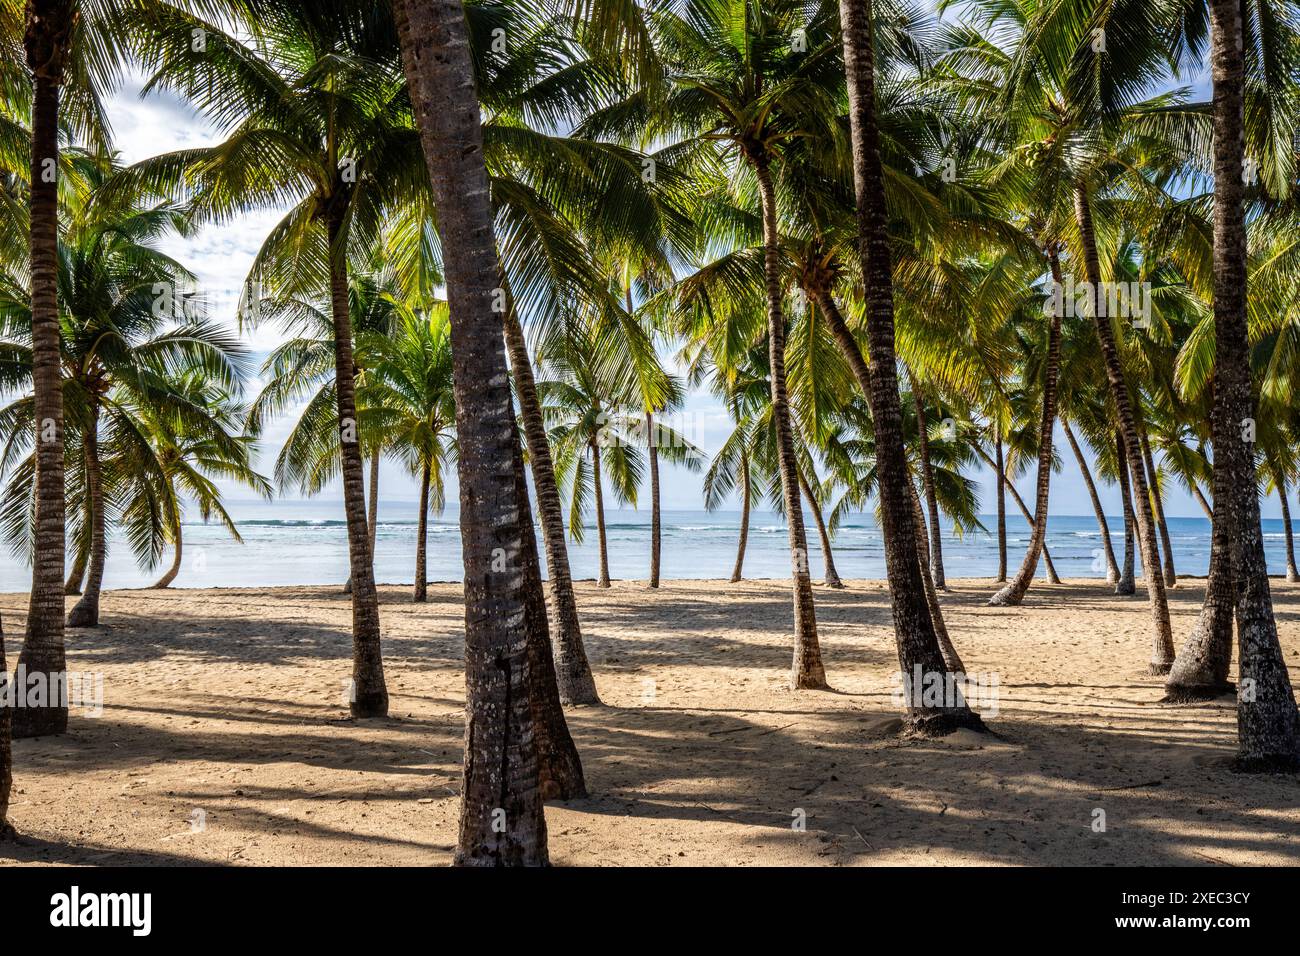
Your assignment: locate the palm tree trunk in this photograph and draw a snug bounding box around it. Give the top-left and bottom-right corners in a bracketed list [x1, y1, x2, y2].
[68, 410, 105, 628]
[502, 307, 599, 705]
[751, 158, 826, 690]
[1075, 186, 1173, 671]
[326, 202, 387, 718]
[64, 543, 87, 595]
[1115, 431, 1138, 594]
[152, 521, 183, 589]
[1206, 0, 1300, 768]
[414, 462, 430, 602]
[798, 466, 843, 588]
[646, 410, 661, 588]
[368, 447, 379, 556]
[343, 448, 378, 594]
[1191, 480, 1214, 521]
[590, 439, 611, 589]
[1062, 418, 1119, 583]
[911, 379, 948, 590]
[512, 440, 585, 800]
[994, 430, 1008, 581]
[731, 450, 751, 583]
[972, 443, 1062, 583]
[0, 616, 13, 837]
[839, 0, 979, 732]
[1165, 465, 1235, 702]
[396, 0, 558, 863]
[1279, 475, 1299, 582]
[1138, 423, 1177, 586]
[910, 481, 964, 672]
[14, 0, 71, 739]
[990, 253, 1063, 606]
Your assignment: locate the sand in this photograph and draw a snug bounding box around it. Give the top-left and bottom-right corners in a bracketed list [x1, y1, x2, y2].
[1, 576, 1298, 866]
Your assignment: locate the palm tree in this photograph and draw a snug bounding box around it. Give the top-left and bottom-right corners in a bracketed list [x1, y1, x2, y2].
[988, 251, 1063, 606]
[1202, 0, 1300, 769]
[587, 0, 845, 688]
[11, 0, 72, 738]
[542, 324, 645, 589]
[140, 374, 271, 589]
[130, 3, 430, 716]
[362, 304, 456, 602]
[837, 0, 981, 733]
[395, 0, 584, 865]
[245, 269, 400, 593]
[0, 152, 250, 629]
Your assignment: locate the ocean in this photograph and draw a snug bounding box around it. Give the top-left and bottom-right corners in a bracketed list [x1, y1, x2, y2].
[0, 500, 1294, 591]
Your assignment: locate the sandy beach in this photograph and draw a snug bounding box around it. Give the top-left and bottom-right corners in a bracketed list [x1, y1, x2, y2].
[1, 577, 1298, 866]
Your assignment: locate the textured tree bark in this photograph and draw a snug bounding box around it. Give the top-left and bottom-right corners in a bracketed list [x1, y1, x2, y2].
[0, 616, 13, 838]
[414, 463, 430, 602]
[989, 253, 1062, 606]
[343, 449, 379, 595]
[751, 158, 826, 690]
[326, 202, 388, 718]
[1062, 418, 1119, 583]
[1191, 481, 1215, 522]
[502, 308, 599, 705]
[64, 544, 87, 595]
[1074, 186, 1174, 673]
[1115, 431, 1137, 594]
[646, 411, 661, 588]
[152, 522, 183, 589]
[910, 482, 964, 672]
[1277, 472, 1298, 583]
[590, 439, 611, 589]
[368, 447, 379, 556]
[911, 378, 947, 590]
[396, 0, 551, 863]
[730, 450, 750, 583]
[1206, 0, 1300, 769]
[798, 467, 843, 588]
[512, 441, 585, 800]
[67, 411, 104, 628]
[1165, 452, 1235, 702]
[343, 447, 380, 594]
[14, 0, 71, 739]
[1138, 422, 1177, 586]
[994, 431, 1008, 582]
[839, 0, 980, 733]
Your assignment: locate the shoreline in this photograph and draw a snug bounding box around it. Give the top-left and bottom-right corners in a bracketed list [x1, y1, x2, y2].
[0, 572, 1232, 597]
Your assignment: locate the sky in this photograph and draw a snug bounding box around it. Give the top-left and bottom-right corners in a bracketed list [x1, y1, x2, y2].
[101, 23, 1281, 525]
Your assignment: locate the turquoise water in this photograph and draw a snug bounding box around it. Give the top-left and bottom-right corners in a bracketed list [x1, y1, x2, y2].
[0, 500, 1294, 591]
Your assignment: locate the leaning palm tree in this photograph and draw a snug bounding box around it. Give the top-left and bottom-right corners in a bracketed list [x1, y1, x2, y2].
[361, 304, 456, 602]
